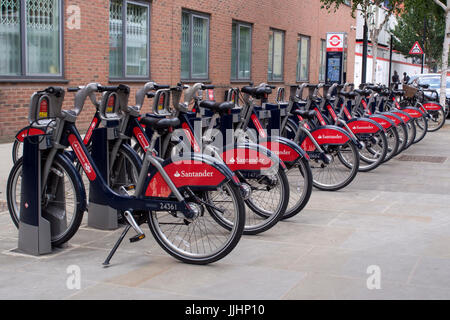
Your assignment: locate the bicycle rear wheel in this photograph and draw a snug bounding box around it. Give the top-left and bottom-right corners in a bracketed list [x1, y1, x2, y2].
[282, 157, 313, 220]
[311, 141, 360, 191]
[426, 107, 445, 132]
[357, 130, 388, 172]
[383, 126, 400, 162]
[241, 165, 289, 234]
[147, 181, 245, 264]
[404, 120, 416, 149]
[413, 116, 428, 144]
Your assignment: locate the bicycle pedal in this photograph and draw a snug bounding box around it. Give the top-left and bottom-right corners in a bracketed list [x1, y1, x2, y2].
[129, 233, 145, 243]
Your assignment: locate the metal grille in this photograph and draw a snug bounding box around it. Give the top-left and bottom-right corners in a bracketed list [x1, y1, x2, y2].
[109, 0, 122, 77]
[0, 0, 20, 75]
[27, 0, 55, 31]
[1, 0, 20, 24]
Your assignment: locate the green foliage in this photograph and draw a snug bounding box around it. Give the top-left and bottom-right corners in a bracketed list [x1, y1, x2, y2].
[320, 0, 403, 18]
[391, 0, 445, 70]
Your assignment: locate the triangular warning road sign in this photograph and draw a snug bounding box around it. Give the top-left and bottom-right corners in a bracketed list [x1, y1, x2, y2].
[409, 41, 424, 55]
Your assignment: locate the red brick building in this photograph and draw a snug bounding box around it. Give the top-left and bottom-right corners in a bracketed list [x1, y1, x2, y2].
[0, 0, 355, 140]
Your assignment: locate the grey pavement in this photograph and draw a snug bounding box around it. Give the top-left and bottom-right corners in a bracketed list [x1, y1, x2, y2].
[1, 122, 450, 299]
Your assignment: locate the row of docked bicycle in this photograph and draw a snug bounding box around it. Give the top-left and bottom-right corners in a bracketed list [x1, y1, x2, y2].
[6, 80, 444, 265]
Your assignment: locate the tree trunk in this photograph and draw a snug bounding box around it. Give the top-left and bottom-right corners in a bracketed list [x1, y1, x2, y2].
[372, 36, 379, 83]
[439, 9, 450, 106]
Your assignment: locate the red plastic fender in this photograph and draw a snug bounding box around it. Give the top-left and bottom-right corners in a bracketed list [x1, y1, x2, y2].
[300, 127, 351, 152]
[15, 127, 46, 142]
[220, 147, 274, 171]
[369, 116, 394, 129]
[382, 114, 402, 126]
[401, 108, 424, 119]
[422, 102, 442, 111]
[346, 119, 382, 134]
[391, 111, 412, 123]
[145, 160, 227, 198]
[259, 141, 302, 162]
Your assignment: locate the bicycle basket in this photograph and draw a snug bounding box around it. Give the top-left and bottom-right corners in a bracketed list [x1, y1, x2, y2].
[403, 84, 418, 98]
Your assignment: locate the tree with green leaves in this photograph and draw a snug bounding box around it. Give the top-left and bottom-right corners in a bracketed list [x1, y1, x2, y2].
[321, 0, 403, 83]
[391, 1, 444, 72]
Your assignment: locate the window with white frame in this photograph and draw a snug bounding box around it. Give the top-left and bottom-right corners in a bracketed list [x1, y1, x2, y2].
[268, 29, 284, 82]
[0, 0, 62, 78]
[109, 0, 150, 79]
[319, 39, 326, 82]
[231, 21, 251, 81]
[181, 10, 209, 80]
[296, 35, 310, 82]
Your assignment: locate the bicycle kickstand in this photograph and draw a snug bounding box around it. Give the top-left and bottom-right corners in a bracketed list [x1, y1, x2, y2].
[102, 210, 146, 267]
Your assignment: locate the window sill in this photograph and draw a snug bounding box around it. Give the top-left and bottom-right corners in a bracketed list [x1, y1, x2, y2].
[109, 79, 151, 83]
[268, 80, 285, 84]
[0, 78, 68, 83]
[230, 79, 252, 84]
[180, 79, 211, 84]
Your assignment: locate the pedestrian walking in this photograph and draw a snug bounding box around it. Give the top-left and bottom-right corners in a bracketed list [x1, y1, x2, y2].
[392, 70, 400, 89]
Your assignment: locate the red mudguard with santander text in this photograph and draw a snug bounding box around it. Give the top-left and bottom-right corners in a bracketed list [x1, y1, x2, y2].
[390, 110, 413, 123]
[145, 155, 237, 198]
[299, 126, 352, 152]
[381, 113, 403, 126]
[368, 115, 395, 129]
[345, 118, 384, 134]
[220, 145, 276, 172]
[258, 136, 309, 163]
[422, 102, 443, 111]
[400, 107, 425, 119]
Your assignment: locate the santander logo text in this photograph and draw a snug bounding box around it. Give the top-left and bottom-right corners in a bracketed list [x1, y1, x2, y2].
[173, 170, 214, 178]
[317, 134, 343, 140]
[228, 157, 270, 165]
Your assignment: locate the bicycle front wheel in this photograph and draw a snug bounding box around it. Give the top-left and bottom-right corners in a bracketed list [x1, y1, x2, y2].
[7, 155, 85, 246]
[282, 157, 313, 220]
[147, 181, 245, 264]
[311, 141, 360, 191]
[426, 107, 445, 132]
[357, 130, 388, 172]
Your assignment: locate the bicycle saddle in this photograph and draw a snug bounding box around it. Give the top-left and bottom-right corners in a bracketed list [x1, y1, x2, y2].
[339, 91, 357, 98]
[140, 116, 180, 130]
[199, 100, 234, 113]
[293, 109, 316, 119]
[392, 90, 404, 96]
[354, 89, 371, 97]
[241, 86, 272, 98]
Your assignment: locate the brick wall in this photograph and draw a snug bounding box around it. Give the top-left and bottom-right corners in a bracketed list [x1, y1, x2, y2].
[0, 0, 355, 141]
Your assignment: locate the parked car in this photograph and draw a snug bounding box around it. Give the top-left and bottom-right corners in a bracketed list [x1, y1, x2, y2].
[408, 73, 450, 117]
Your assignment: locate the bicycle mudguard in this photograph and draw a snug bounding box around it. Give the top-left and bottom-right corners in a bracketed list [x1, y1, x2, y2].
[422, 102, 443, 111]
[400, 107, 426, 119]
[381, 112, 404, 126]
[258, 135, 309, 163]
[15, 126, 46, 142]
[299, 125, 355, 152]
[219, 142, 281, 172]
[145, 153, 239, 198]
[368, 114, 396, 129]
[345, 118, 385, 134]
[390, 110, 413, 123]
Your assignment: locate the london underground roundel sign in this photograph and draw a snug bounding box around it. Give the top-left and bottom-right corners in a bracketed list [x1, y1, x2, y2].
[327, 33, 345, 52]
